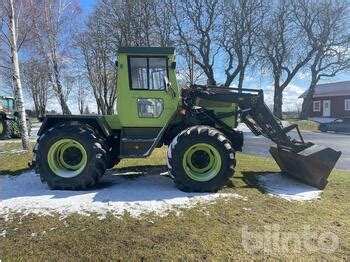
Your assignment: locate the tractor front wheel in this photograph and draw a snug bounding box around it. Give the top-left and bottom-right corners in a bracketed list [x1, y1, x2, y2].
[34, 122, 108, 190]
[167, 125, 236, 192]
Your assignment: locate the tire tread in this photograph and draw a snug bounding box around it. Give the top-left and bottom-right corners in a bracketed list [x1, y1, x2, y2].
[167, 125, 236, 192]
[34, 122, 108, 190]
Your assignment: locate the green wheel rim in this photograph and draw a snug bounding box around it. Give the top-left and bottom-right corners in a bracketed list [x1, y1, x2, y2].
[182, 143, 222, 182]
[47, 139, 87, 178]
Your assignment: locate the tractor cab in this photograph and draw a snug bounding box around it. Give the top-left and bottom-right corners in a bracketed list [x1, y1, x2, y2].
[0, 96, 15, 114]
[116, 47, 180, 128]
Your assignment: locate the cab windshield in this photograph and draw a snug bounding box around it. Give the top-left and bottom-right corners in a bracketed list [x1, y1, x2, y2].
[1, 98, 15, 111]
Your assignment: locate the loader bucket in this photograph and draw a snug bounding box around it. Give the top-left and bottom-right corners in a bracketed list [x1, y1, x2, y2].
[269, 145, 341, 189]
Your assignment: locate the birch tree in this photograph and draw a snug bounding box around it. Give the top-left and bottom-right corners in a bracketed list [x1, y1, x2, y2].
[31, 0, 81, 115]
[0, 0, 31, 149]
[22, 58, 50, 119]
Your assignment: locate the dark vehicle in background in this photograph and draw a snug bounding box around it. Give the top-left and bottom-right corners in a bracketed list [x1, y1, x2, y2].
[319, 118, 350, 133]
[0, 95, 31, 139]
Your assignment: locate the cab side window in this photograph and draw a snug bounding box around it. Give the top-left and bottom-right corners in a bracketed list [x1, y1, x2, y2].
[149, 58, 167, 90]
[129, 57, 148, 90]
[8, 99, 14, 111]
[129, 56, 168, 90]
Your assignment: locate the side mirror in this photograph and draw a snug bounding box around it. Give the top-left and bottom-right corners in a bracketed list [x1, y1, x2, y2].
[171, 61, 176, 69]
[115, 60, 119, 68]
[164, 76, 176, 98]
[164, 76, 171, 91]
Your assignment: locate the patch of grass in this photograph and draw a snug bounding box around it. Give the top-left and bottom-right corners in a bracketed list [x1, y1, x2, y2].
[286, 118, 320, 132]
[0, 141, 34, 175]
[117, 146, 167, 169]
[1, 148, 349, 260]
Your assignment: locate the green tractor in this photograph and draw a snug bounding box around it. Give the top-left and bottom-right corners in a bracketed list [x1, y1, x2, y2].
[0, 96, 31, 140]
[32, 47, 341, 192]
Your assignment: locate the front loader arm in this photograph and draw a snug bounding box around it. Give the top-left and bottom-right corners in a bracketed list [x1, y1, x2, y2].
[183, 84, 341, 190]
[184, 84, 304, 149]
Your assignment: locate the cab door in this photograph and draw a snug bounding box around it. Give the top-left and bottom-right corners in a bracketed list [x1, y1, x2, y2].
[118, 55, 178, 128]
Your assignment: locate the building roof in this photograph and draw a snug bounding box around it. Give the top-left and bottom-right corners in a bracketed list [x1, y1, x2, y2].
[118, 47, 175, 55]
[299, 81, 350, 98]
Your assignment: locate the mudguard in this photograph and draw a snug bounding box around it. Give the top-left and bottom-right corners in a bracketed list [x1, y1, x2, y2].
[38, 115, 112, 138]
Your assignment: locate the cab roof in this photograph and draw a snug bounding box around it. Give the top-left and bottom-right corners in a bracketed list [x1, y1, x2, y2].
[118, 47, 175, 55]
[0, 95, 14, 100]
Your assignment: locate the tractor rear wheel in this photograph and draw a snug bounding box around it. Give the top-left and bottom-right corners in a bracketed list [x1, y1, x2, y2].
[34, 122, 108, 190]
[167, 125, 236, 192]
[0, 118, 14, 139]
[0, 117, 4, 139]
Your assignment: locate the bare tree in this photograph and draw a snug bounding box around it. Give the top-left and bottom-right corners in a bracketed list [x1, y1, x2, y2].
[97, 0, 163, 49]
[76, 79, 87, 114]
[31, 0, 81, 115]
[171, 0, 220, 85]
[171, 0, 264, 88]
[153, 0, 175, 47]
[0, 0, 32, 149]
[0, 32, 13, 93]
[83, 105, 90, 115]
[76, 12, 117, 115]
[295, 0, 350, 119]
[177, 54, 206, 87]
[258, 0, 316, 118]
[221, 0, 264, 88]
[61, 76, 74, 104]
[22, 58, 50, 119]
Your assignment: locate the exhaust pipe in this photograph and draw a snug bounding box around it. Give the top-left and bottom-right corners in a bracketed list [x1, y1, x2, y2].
[270, 144, 341, 189]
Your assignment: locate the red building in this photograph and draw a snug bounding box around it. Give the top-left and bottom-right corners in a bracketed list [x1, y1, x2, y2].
[299, 81, 350, 118]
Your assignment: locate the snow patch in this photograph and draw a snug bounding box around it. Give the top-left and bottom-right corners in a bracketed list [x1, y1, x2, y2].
[0, 170, 244, 219]
[258, 173, 322, 201]
[0, 139, 37, 144]
[0, 149, 27, 154]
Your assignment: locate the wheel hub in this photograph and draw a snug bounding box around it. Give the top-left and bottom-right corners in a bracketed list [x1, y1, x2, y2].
[62, 147, 83, 166]
[183, 143, 222, 182]
[190, 150, 211, 170]
[47, 139, 87, 178]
